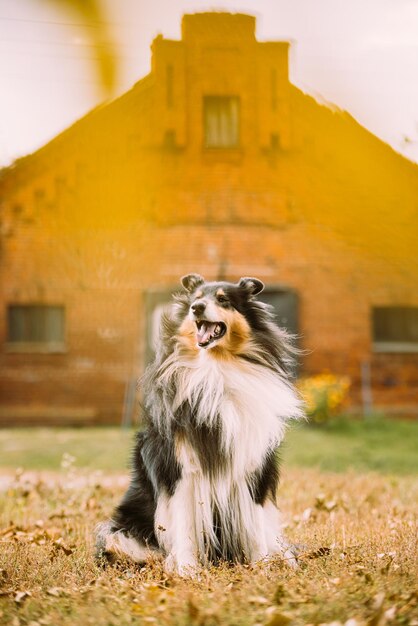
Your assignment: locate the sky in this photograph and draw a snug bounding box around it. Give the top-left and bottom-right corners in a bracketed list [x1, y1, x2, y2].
[1, 0, 418, 167]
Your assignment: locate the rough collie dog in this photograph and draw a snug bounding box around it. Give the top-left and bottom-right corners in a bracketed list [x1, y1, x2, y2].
[96, 274, 304, 575]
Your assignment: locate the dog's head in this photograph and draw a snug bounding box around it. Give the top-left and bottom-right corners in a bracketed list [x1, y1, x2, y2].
[178, 273, 265, 355]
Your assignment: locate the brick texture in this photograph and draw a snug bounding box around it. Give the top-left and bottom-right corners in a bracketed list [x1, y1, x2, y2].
[0, 12, 417, 424]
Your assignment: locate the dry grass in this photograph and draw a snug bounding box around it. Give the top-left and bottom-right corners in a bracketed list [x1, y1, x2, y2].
[0, 465, 417, 626]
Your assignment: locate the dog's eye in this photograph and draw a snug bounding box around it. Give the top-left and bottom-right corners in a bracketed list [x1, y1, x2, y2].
[217, 295, 228, 304]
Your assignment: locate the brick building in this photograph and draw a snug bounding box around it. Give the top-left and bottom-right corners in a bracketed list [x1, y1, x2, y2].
[1, 12, 418, 425]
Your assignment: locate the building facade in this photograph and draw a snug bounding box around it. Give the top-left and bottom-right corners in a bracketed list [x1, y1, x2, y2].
[1, 12, 418, 424]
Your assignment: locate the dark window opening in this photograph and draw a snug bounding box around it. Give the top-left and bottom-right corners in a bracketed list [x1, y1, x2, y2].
[7, 305, 65, 345]
[163, 129, 176, 148]
[144, 290, 173, 365]
[204, 96, 240, 148]
[270, 133, 281, 150]
[259, 289, 299, 338]
[372, 306, 418, 351]
[259, 288, 299, 375]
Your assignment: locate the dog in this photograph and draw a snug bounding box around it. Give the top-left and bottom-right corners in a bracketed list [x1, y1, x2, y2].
[96, 274, 304, 575]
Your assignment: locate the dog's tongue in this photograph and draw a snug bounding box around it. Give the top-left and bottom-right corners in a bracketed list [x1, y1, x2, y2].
[197, 322, 217, 345]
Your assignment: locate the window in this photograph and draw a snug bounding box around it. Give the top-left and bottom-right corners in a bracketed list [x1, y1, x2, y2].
[270, 133, 280, 150]
[258, 288, 300, 375]
[7, 305, 65, 352]
[258, 289, 299, 336]
[372, 306, 418, 352]
[163, 130, 176, 149]
[144, 290, 174, 365]
[204, 96, 240, 148]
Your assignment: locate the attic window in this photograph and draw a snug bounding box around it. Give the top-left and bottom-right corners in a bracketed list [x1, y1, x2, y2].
[270, 133, 280, 150]
[163, 130, 176, 148]
[372, 306, 418, 352]
[258, 288, 299, 375]
[204, 96, 240, 148]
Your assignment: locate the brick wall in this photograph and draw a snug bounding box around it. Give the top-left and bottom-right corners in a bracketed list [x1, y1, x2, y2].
[0, 12, 417, 424]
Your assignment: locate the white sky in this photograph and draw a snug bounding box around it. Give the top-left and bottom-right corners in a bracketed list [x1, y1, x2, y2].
[1, 0, 418, 167]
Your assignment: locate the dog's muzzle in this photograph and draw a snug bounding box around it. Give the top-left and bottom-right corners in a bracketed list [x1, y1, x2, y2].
[195, 320, 227, 348]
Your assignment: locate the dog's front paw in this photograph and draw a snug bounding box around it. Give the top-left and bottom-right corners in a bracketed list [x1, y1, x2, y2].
[164, 553, 200, 578]
[281, 543, 300, 569]
[269, 538, 304, 569]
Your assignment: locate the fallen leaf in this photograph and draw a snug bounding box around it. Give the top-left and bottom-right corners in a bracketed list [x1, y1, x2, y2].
[301, 507, 313, 522]
[265, 608, 293, 626]
[383, 607, 396, 622]
[47, 587, 65, 597]
[0, 524, 16, 537]
[188, 597, 200, 622]
[0, 569, 8, 585]
[14, 590, 31, 604]
[48, 509, 75, 520]
[52, 538, 74, 556]
[249, 596, 270, 605]
[131, 603, 145, 615]
[380, 556, 394, 575]
[44, 527, 63, 541]
[272, 584, 286, 605]
[305, 546, 331, 559]
[83, 497, 100, 511]
[367, 592, 385, 626]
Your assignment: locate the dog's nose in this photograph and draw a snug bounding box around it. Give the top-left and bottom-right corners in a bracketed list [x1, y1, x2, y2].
[191, 301, 206, 317]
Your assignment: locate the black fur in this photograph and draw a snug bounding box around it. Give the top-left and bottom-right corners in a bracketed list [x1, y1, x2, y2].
[249, 449, 281, 505]
[110, 432, 158, 546]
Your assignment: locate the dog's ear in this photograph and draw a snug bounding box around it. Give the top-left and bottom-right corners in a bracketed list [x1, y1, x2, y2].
[238, 277, 265, 296]
[181, 273, 205, 293]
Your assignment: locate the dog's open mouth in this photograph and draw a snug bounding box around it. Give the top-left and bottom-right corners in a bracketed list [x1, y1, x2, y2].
[195, 320, 227, 348]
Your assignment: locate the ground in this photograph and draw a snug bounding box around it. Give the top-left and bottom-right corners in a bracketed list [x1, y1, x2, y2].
[0, 417, 417, 626]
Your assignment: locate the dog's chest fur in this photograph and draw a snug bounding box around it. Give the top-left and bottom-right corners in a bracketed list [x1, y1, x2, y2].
[154, 352, 302, 563]
[168, 352, 300, 478]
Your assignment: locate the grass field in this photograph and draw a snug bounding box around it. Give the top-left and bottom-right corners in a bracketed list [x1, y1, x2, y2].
[0, 418, 417, 625]
[0, 415, 417, 475]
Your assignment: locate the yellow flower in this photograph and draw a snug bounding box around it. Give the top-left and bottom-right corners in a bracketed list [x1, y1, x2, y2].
[297, 374, 351, 424]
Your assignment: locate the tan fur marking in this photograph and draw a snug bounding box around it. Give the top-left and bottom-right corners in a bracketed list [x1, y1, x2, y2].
[216, 289, 226, 298]
[178, 318, 199, 356]
[211, 309, 251, 358]
[195, 290, 203, 299]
